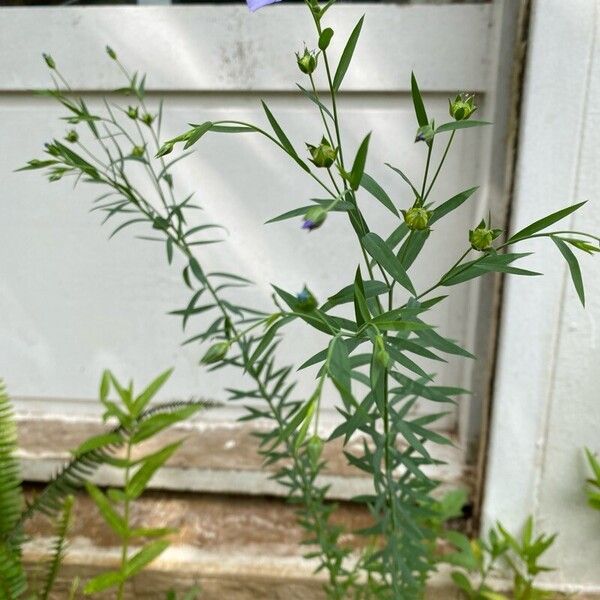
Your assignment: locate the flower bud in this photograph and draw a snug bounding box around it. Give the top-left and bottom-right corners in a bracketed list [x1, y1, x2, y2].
[374, 334, 390, 368]
[65, 129, 79, 144]
[307, 434, 324, 469]
[302, 206, 327, 232]
[296, 47, 319, 75]
[469, 219, 502, 251]
[43, 53, 55, 70]
[449, 93, 477, 121]
[415, 123, 435, 145]
[131, 145, 145, 158]
[200, 341, 230, 365]
[127, 106, 139, 120]
[141, 113, 154, 126]
[403, 207, 431, 231]
[106, 45, 117, 60]
[296, 286, 318, 313]
[156, 141, 174, 158]
[469, 227, 493, 251]
[152, 216, 169, 231]
[307, 137, 338, 169]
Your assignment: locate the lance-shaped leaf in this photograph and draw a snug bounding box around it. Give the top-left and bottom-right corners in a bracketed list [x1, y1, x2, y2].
[348, 133, 371, 191]
[507, 201, 587, 244]
[362, 232, 416, 295]
[360, 173, 399, 216]
[353, 268, 371, 326]
[132, 367, 174, 416]
[429, 187, 478, 225]
[434, 120, 490, 135]
[333, 16, 364, 91]
[410, 72, 428, 128]
[552, 236, 585, 306]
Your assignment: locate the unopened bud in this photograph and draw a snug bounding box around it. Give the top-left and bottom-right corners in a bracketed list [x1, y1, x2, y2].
[127, 106, 139, 120]
[296, 47, 319, 75]
[65, 130, 78, 144]
[469, 220, 502, 251]
[302, 206, 327, 232]
[374, 334, 390, 368]
[141, 113, 154, 126]
[131, 145, 145, 158]
[200, 341, 230, 365]
[296, 286, 318, 313]
[43, 53, 55, 70]
[403, 207, 431, 231]
[449, 93, 477, 121]
[106, 46, 117, 60]
[415, 124, 435, 145]
[307, 137, 338, 169]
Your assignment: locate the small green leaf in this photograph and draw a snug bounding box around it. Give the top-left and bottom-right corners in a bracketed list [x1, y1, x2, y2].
[83, 570, 122, 594]
[132, 368, 174, 416]
[552, 236, 585, 306]
[262, 101, 297, 158]
[74, 432, 123, 457]
[123, 540, 170, 578]
[183, 122, 213, 149]
[132, 404, 203, 444]
[386, 163, 421, 199]
[430, 187, 478, 225]
[353, 268, 371, 326]
[85, 483, 127, 538]
[360, 173, 399, 216]
[127, 441, 183, 499]
[349, 134, 371, 191]
[435, 120, 490, 134]
[410, 72, 428, 128]
[508, 202, 587, 244]
[318, 28, 334, 50]
[362, 232, 416, 295]
[333, 16, 364, 91]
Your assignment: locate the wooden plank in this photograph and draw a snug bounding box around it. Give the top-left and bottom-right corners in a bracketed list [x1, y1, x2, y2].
[0, 4, 492, 92]
[16, 416, 468, 500]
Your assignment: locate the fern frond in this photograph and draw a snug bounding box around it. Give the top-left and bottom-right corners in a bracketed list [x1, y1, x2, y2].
[0, 380, 27, 599]
[38, 495, 74, 600]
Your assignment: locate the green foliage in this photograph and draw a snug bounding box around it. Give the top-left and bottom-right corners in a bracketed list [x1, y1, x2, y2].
[83, 369, 204, 599]
[0, 380, 27, 599]
[584, 448, 600, 511]
[444, 517, 557, 600]
[21, 2, 597, 598]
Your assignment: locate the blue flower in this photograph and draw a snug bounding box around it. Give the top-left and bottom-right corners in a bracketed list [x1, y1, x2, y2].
[246, 0, 283, 11]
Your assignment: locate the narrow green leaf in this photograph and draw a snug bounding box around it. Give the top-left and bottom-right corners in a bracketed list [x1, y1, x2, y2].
[183, 122, 213, 149]
[132, 368, 174, 416]
[296, 84, 334, 120]
[127, 441, 183, 499]
[552, 236, 585, 306]
[83, 570, 122, 594]
[262, 101, 297, 158]
[435, 120, 490, 134]
[132, 404, 203, 444]
[360, 172, 399, 216]
[353, 268, 371, 326]
[349, 134, 371, 191]
[508, 202, 587, 244]
[85, 483, 126, 538]
[123, 540, 170, 578]
[385, 163, 421, 199]
[430, 187, 478, 225]
[74, 432, 123, 457]
[410, 72, 428, 128]
[333, 16, 364, 91]
[362, 232, 416, 295]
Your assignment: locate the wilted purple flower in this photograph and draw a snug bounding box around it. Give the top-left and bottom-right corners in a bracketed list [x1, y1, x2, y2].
[246, 0, 283, 11]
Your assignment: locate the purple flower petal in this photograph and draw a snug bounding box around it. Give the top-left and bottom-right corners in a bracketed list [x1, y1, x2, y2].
[246, 0, 283, 11]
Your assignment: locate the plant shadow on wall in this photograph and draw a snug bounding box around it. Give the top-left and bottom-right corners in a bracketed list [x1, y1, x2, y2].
[0, 374, 204, 599]
[17, 0, 600, 598]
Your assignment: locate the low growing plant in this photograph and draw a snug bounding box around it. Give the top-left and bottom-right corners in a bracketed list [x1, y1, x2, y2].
[0, 374, 204, 599]
[21, 0, 599, 597]
[445, 516, 557, 600]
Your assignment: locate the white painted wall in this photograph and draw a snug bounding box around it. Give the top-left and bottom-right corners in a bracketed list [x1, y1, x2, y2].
[0, 4, 496, 429]
[482, 0, 600, 591]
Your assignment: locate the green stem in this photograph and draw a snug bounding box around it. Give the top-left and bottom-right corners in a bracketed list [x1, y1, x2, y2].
[422, 131, 455, 203]
[117, 439, 133, 600]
